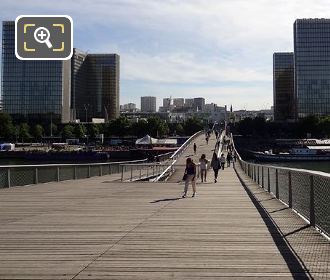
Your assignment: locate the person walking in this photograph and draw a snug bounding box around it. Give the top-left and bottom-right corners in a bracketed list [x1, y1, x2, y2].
[193, 143, 197, 155]
[220, 153, 226, 170]
[182, 158, 197, 198]
[226, 152, 232, 167]
[205, 136, 209, 145]
[199, 154, 209, 182]
[210, 152, 221, 183]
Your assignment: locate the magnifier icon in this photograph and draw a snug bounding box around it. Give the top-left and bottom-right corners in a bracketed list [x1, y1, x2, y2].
[34, 27, 53, 48]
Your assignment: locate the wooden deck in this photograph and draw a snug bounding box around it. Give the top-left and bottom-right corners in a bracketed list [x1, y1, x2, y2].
[0, 134, 329, 279]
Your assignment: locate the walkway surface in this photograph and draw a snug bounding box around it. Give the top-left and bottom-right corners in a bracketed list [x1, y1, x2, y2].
[0, 134, 329, 279]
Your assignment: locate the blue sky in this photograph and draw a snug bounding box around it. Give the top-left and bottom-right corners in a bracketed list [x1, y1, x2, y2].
[1, 0, 330, 110]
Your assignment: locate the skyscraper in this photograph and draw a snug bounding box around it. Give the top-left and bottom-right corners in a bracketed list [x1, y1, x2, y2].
[141, 96, 156, 112]
[1, 21, 71, 123]
[294, 19, 330, 117]
[1, 21, 120, 123]
[85, 54, 120, 121]
[273, 52, 295, 121]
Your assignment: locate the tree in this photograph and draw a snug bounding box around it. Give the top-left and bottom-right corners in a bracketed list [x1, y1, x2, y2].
[0, 112, 14, 140]
[61, 125, 74, 139]
[87, 123, 100, 139]
[130, 120, 148, 137]
[73, 124, 86, 139]
[19, 123, 31, 142]
[146, 117, 169, 137]
[106, 116, 130, 136]
[175, 123, 185, 136]
[183, 117, 203, 136]
[32, 124, 44, 141]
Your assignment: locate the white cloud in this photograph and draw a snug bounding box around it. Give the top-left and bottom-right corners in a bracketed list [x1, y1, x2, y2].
[2, 0, 330, 108]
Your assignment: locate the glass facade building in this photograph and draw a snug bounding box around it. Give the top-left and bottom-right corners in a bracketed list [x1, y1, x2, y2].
[294, 19, 330, 118]
[86, 54, 120, 121]
[273, 52, 295, 121]
[1, 21, 71, 123]
[71, 51, 120, 122]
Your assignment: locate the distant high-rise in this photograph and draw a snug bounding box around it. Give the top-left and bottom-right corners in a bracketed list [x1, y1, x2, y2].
[173, 98, 184, 108]
[193, 97, 205, 111]
[273, 52, 295, 121]
[294, 19, 330, 117]
[141, 96, 156, 112]
[163, 98, 171, 108]
[1, 21, 71, 123]
[184, 98, 194, 108]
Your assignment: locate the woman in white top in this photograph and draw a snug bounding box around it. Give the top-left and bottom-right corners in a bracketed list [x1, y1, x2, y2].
[199, 154, 209, 182]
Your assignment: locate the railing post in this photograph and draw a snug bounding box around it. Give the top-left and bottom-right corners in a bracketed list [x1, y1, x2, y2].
[121, 165, 124, 181]
[262, 166, 264, 188]
[57, 167, 60, 182]
[310, 175, 315, 227]
[288, 171, 292, 208]
[267, 168, 270, 193]
[153, 165, 155, 176]
[74, 166, 77, 180]
[130, 166, 133, 181]
[7, 168, 11, 188]
[275, 169, 279, 199]
[140, 166, 142, 179]
[99, 165, 102, 176]
[257, 166, 260, 185]
[35, 167, 38, 184]
[88, 165, 91, 178]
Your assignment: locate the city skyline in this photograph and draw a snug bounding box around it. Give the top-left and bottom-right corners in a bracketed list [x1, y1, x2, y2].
[1, 1, 330, 110]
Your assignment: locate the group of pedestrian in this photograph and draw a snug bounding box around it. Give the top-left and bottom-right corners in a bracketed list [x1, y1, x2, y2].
[182, 135, 235, 198]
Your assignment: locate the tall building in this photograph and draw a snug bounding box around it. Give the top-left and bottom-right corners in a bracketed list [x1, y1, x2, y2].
[184, 98, 194, 108]
[1, 22, 120, 123]
[141, 96, 156, 112]
[1, 21, 71, 123]
[273, 52, 295, 121]
[193, 97, 205, 111]
[294, 19, 330, 117]
[86, 54, 120, 121]
[173, 98, 184, 108]
[163, 98, 171, 108]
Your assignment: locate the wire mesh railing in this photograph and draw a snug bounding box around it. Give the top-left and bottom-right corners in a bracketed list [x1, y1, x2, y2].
[233, 136, 330, 238]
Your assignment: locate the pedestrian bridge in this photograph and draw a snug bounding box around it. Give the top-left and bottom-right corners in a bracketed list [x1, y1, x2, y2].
[0, 133, 329, 279]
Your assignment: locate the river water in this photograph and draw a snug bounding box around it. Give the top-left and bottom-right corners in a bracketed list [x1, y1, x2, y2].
[261, 161, 330, 174]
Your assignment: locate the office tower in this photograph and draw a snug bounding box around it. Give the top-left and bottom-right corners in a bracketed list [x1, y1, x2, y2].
[71, 48, 88, 121]
[1, 21, 71, 123]
[294, 19, 330, 117]
[193, 97, 205, 111]
[184, 98, 194, 108]
[71, 51, 120, 122]
[141, 96, 156, 112]
[85, 54, 120, 121]
[273, 52, 295, 121]
[173, 98, 184, 108]
[163, 98, 171, 108]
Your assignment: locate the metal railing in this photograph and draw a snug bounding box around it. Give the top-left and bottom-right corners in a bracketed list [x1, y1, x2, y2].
[232, 134, 330, 237]
[170, 130, 204, 160]
[0, 159, 148, 188]
[120, 163, 171, 182]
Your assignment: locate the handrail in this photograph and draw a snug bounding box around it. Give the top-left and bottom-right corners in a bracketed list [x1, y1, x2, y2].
[0, 158, 148, 169]
[153, 160, 177, 182]
[170, 130, 204, 160]
[231, 133, 330, 238]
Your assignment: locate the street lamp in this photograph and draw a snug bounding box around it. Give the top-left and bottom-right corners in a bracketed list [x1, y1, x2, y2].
[84, 104, 90, 123]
